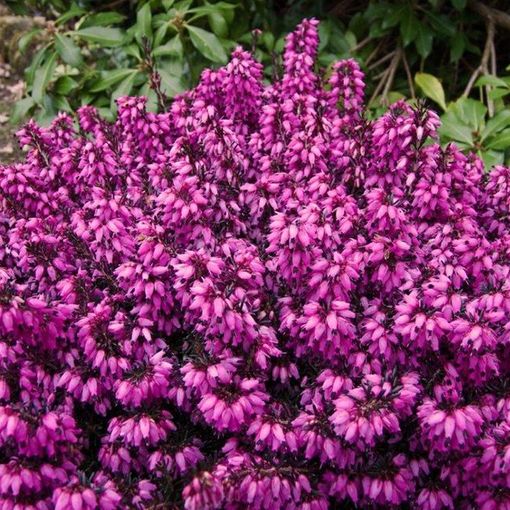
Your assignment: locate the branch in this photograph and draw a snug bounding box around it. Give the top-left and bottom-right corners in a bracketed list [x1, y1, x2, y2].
[369, 48, 401, 106]
[402, 51, 415, 100]
[329, 0, 360, 17]
[468, 0, 510, 31]
[367, 50, 395, 71]
[365, 41, 383, 66]
[350, 36, 371, 53]
[463, 18, 495, 97]
[381, 48, 402, 104]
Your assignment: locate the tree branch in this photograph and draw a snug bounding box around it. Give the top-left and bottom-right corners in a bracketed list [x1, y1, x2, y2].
[402, 51, 415, 100]
[463, 18, 495, 98]
[369, 48, 401, 106]
[468, 0, 510, 31]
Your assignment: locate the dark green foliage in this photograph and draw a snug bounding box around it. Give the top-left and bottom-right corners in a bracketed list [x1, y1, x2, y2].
[5, 0, 510, 166]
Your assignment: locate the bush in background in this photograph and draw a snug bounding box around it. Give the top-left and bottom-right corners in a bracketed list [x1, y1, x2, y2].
[5, 0, 510, 167]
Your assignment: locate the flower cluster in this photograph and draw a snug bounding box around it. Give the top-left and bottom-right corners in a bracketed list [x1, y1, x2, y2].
[1, 18, 510, 509]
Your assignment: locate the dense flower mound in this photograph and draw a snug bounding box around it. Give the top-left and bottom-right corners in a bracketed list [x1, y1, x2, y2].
[2, 18, 510, 510]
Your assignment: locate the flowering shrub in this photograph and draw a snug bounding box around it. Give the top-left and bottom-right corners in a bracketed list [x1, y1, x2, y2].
[1, 17, 510, 510]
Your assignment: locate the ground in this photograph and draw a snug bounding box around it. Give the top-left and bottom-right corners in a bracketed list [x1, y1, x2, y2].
[0, 63, 23, 165]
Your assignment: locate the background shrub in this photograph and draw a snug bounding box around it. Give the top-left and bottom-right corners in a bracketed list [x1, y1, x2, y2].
[4, 0, 510, 167]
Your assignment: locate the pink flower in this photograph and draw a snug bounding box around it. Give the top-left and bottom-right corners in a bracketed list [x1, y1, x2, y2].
[1, 16, 509, 509]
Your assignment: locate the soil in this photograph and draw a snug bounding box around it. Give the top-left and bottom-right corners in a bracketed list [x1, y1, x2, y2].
[0, 62, 23, 165]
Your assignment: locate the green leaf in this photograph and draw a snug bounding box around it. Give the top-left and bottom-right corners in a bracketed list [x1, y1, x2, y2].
[188, 1, 237, 17]
[486, 128, 510, 150]
[262, 31, 275, 51]
[387, 91, 406, 104]
[11, 97, 35, 124]
[481, 110, 510, 141]
[453, 98, 487, 132]
[80, 93, 94, 105]
[208, 11, 229, 38]
[318, 20, 332, 51]
[426, 12, 456, 37]
[489, 88, 510, 100]
[81, 12, 127, 28]
[160, 57, 185, 76]
[54, 75, 79, 95]
[475, 75, 509, 88]
[140, 82, 159, 112]
[186, 25, 227, 63]
[75, 27, 125, 47]
[55, 34, 83, 67]
[163, 0, 176, 9]
[274, 36, 285, 53]
[153, 35, 183, 58]
[18, 29, 41, 54]
[174, 0, 193, 13]
[159, 68, 186, 97]
[415, 73, 446, 111]
[218, 2, 236, 24]
[450, 35, 465, 62]
[415, 24, 433, 58]
[97, 107, 115, 122]
[32, 52, 58, 104]
[26, 45, 51, 86]
[400, 7, 418, 46]
[154, 23, 169, 47]
[124, 44, 142, 60]
[451, 0, 467, 10]
[53, 95, 72, 112]
[55, 2, 86, 25]
[481, 149, 504, 169]
[439, 111, 473, 145]
[136, 3, 153, 44]
[111, 72, 139, 110]
[381, 5, 404, 29]
[89, 69, 139, 92]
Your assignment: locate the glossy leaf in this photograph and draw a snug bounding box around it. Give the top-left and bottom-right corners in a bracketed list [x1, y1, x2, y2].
[453, 98, 487, 132]
[489, 88, 510, 101]
[187, 25, 227, 63]
[89, 69, 139, 92]
[415, 73, 446, 111]
[75, 27, 126, 47]
[475, 75, 509, 88]
[111, 72, 139, 110]
[439, 112, 473, 146]
[481, 149, 504, 169]
[154, 23, 169, 47]
[486, 129, 510, 151]
[153, 36, 183, 58]
[208, 11, 229, 38]
[159, 68, 186, 97]
[415, 24, 433, 58]
[450, 35, 465, 63]
[136, 3, 153, 44]
[81, 12, 127, 28]
[481, 111, 510, 142]
[451, 0, 467, 9]
[18, 29, 42, 54]
[400, 7, 418, 46]
[11, 97, 35, 124]
[54, 76, 79, 95]
[55, 2, 85, 25]
[55, 34, 83, 67]
[32, 52, 58, 104]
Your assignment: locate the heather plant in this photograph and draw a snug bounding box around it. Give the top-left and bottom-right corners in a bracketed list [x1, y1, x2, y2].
[2, 18, 510, 510]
